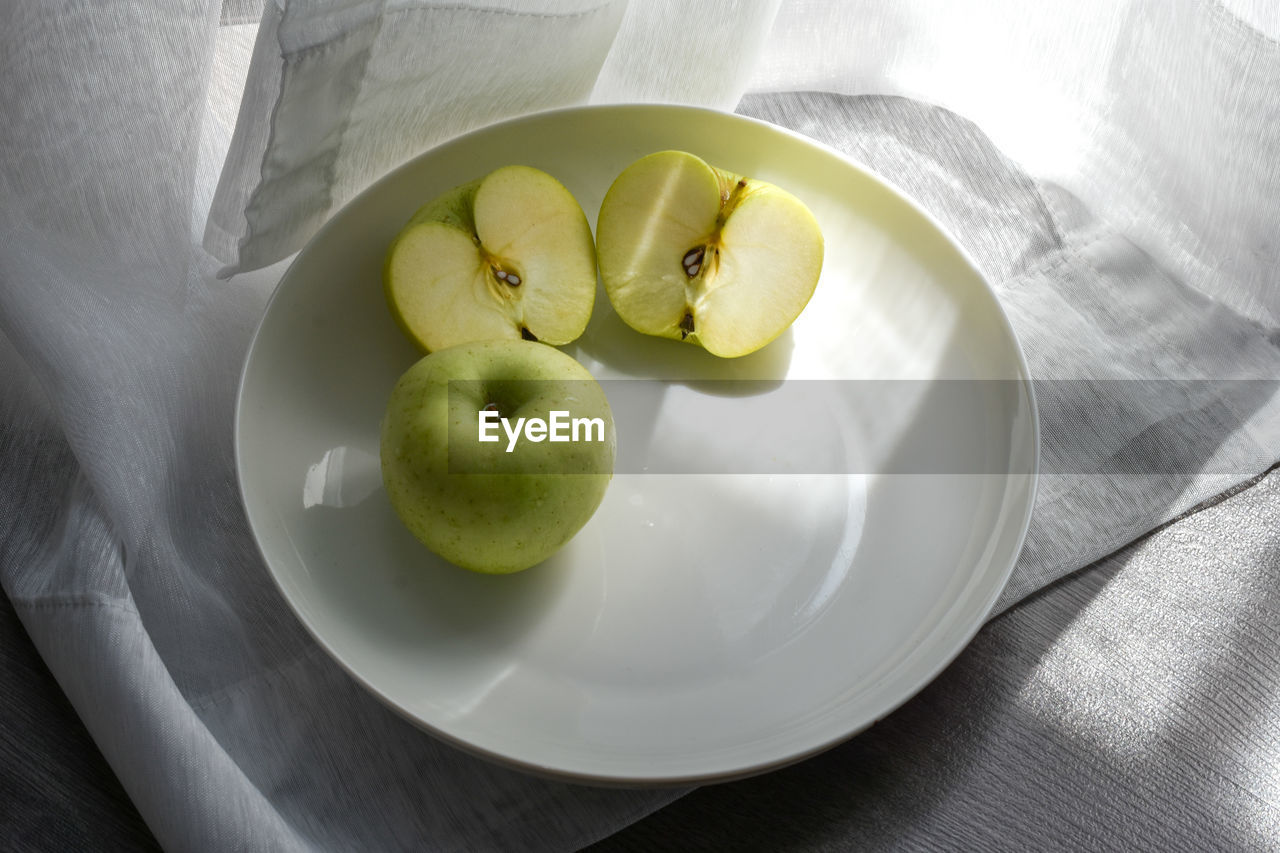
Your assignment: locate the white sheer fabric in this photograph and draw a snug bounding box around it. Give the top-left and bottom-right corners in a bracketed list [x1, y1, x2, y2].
[1, 1, 1277, 849]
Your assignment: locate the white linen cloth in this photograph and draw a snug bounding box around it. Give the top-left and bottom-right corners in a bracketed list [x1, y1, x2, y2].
[1, 1, 1278, 850]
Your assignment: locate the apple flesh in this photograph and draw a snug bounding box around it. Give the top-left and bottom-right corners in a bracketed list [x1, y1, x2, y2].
[385, 165, 597, 352]
[380, 339, 615, 574]
[596, 150, 824, 358]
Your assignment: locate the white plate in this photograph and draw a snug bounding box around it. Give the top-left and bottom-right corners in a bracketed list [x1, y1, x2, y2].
[236, 104, 1038, 784]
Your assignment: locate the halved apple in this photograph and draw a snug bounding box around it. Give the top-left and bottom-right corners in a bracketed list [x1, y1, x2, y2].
[385, 165, 596, 352]
[596, 150, 824, 358]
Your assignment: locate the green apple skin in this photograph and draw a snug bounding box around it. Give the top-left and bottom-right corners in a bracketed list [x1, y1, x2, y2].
[596, 150, 824, 358]
[384, 165, 597, 353]
[380, 339, 615, 574]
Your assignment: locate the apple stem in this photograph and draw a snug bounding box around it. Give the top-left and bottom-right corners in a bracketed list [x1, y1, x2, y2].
[714, 178, 750, 228]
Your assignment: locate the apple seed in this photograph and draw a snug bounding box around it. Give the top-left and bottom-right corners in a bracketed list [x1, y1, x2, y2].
[492, 266, 522, 287]
[682, 246, 705, 278]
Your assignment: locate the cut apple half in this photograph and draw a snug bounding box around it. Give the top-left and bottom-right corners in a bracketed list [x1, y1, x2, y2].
[596, 150, 824, 358]
[385, 165, 597, 352]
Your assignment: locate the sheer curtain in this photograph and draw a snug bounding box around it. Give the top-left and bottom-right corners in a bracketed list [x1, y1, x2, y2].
[1, 1, 1277, 849]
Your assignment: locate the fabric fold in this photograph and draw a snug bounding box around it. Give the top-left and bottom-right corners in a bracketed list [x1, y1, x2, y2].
[205, 0, 632, 275]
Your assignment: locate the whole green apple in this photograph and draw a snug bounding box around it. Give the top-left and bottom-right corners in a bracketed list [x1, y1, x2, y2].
[380, 339, 615, 574]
